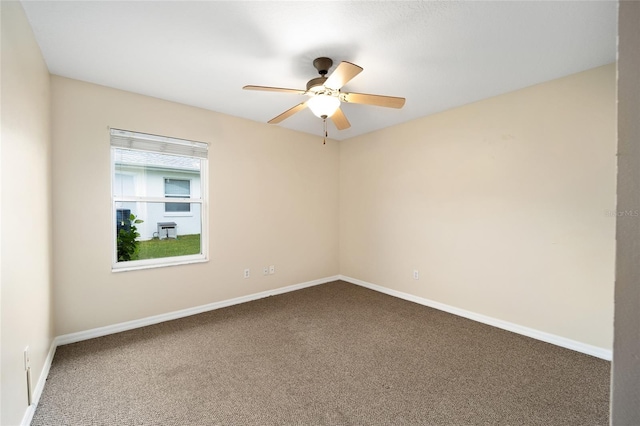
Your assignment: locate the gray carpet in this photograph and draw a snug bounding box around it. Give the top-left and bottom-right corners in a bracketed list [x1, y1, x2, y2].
[32, 281, 610, 425]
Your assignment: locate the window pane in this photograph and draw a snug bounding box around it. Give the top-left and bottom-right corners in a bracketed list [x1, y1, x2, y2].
[115, 202, 202, 262]
[113, 148, 201, 198]
[114, 174, 135, 197]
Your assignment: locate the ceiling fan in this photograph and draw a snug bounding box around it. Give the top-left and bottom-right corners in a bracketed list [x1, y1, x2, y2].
[243, 57, 406, 132]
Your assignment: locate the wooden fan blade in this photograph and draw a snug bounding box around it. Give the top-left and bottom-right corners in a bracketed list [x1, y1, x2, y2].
[324, 62, 363, 90]
[243, 85, 306, 95]
[330, 107, 351, 130]
[268, 102, 307, 124]
[342, 92, 405, 108]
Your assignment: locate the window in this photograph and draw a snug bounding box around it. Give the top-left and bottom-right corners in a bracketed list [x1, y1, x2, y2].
[164, 178, 190, 213]
[111, 128, 208, 271]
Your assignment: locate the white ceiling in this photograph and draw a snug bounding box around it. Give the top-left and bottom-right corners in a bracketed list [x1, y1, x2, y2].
[21, 1, 617, 141]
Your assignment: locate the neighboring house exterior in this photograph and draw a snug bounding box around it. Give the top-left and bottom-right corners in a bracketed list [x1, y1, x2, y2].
[114, 149, 201, 240]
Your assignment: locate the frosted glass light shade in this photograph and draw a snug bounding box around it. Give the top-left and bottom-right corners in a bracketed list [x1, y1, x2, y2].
[307, 95, 340, 118]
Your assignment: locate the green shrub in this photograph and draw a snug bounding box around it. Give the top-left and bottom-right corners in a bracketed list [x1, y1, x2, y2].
[117, 213, 144, 261]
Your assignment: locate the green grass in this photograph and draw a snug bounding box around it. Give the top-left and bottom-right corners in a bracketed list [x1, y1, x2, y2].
[134, 234, 201, 260]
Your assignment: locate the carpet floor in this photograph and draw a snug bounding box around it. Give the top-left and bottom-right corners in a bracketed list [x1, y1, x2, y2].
[32, 281, 610, 425]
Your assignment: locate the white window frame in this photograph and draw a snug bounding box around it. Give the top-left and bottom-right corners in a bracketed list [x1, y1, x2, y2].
[110, 128, 209, 272]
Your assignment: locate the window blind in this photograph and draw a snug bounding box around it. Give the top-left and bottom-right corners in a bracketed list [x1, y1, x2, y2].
[110, 128, 208, 159]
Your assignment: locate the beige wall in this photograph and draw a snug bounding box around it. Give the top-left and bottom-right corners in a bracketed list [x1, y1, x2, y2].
[54, 64, 616, 349]
[612, 1, 640, 423]
[340, 64, 616, 350]
[50, 76, 339, 336]
[1, 2, 53, 425]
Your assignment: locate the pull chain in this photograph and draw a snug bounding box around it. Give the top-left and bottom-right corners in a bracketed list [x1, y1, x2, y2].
[323, 117, 327, 145]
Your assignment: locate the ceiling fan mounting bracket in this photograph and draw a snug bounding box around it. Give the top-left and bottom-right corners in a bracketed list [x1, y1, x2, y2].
[313, 57, 333, 76]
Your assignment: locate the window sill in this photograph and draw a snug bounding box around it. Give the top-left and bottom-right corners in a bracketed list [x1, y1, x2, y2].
[112, 254, 208, 272]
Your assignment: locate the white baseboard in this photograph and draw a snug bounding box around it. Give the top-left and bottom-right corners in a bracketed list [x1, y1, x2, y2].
[21, 339, 57, 426]
[339, 275, 612, 361]
[56, 275, 340, 346]
[21, 405, 35, 426]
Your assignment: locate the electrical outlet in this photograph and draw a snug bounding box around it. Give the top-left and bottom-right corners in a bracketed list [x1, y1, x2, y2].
[269, 265, 275, 275]
[24, 347, 30, 371]
[244, 268, 250, 279]
[413, 270, 419, 280]
[263, 267, 269, 275]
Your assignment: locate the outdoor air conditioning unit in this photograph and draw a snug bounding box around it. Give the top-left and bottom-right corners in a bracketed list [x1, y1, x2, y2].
[157, 222, 177, 239]
[116, 209, 131, 233]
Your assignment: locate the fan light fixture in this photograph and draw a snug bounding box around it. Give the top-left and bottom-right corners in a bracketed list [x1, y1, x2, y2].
[243, 57, 406, 134]
[307, 95, 340, 118]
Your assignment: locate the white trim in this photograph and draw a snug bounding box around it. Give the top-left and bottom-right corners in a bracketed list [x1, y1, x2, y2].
[111, 254, 208, 272]
[21, 340, 57, 426]
[56, 275, 339, 346]
[339, 275, 612, 361]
